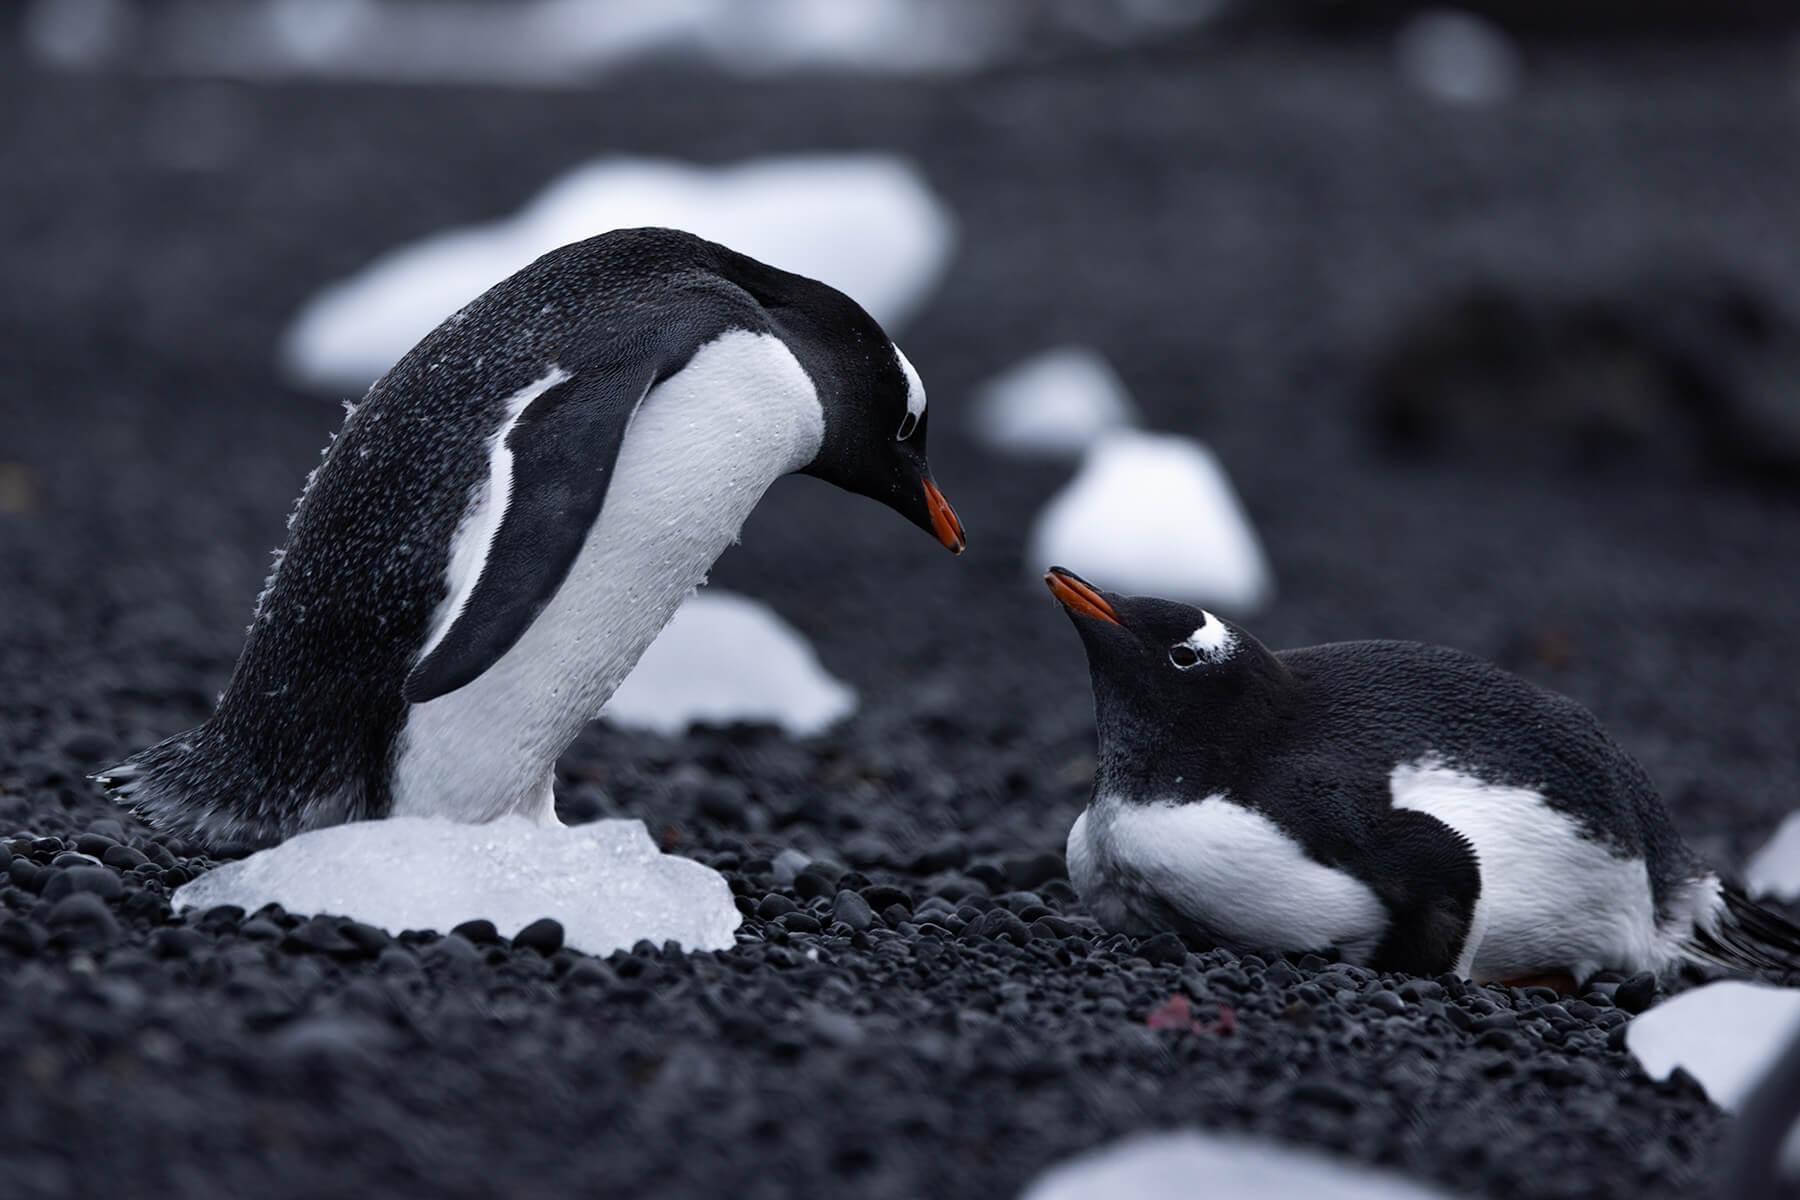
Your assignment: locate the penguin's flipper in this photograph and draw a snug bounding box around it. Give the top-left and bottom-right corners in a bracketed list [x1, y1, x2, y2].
[404, 359, 666, 705]
[1360, 809, 1484, 977]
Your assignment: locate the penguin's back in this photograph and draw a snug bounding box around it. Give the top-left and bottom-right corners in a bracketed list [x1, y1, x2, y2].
[1265, 639, 1700, 907]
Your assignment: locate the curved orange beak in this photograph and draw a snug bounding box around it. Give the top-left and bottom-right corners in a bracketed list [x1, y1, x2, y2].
[923, 479, 966, 555]
[1044, 567, 1121, 625]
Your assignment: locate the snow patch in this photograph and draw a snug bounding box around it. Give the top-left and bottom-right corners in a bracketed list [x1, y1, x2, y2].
[282, 154, 953, 392]
[1022, 1130, 1453, 1200]
[173, 815, 740, 955]
[1748, 812, 1800, 904]
[1395, 9, 1521, 106]
[23, 0, 1223, 85]
[1027, 431, 1273, 613]
[971, 347, 1138, 458]
[602, 590, 855, 737]
[1626, 980, 1800, 1109]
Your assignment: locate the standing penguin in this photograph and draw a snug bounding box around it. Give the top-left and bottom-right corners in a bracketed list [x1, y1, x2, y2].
[1045, 566, 1800, 987]
[98, 228, 965, 852]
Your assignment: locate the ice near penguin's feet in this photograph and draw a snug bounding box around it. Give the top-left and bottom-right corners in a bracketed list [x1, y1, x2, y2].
[173, 815, 741, 956]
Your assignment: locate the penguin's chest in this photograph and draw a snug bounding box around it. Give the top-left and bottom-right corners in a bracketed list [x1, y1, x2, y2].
[393, 344, 823, 822]
[1067, 792, 1387, 958]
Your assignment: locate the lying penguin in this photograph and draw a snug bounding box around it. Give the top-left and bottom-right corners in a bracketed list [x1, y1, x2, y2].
[98, 228, 965, 851]
[1045, 566, 1800, 988]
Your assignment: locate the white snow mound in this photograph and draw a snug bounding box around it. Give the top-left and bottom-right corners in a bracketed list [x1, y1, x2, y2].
[1028, 431, 1273, 612]
[1021, 1131, 1454, 1200]
[282, 153, 954, 392]
[1748, 812, 1800, 904]
[603, 590, 855, 737]
[173, 815, 740, 955]
[971, 346, 1138, 457]
[1626, 980, 1800, 1109]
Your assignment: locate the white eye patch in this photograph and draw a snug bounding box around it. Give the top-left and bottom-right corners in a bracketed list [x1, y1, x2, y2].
[1174, 613, 1235, 665]
[895, 344, 926, 439]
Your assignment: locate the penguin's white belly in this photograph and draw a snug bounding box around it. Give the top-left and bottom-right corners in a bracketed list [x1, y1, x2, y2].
[1067, 793, 1387, 959]
[1388, 757, 1704, 980]
[392, 332, 823, 823]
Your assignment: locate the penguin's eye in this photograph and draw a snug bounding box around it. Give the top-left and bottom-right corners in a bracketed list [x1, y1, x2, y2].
[896, 411, 918, 441]
[1168, 644, 1200, 670]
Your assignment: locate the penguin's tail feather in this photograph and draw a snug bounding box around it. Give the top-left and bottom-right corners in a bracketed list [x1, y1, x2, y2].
[1683, 882, 1800, 981]
[93, 724, 361, 854]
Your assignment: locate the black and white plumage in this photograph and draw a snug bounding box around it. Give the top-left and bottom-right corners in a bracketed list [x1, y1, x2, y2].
[98, 228, 965, 851]
[1045, 567, 1800, 986]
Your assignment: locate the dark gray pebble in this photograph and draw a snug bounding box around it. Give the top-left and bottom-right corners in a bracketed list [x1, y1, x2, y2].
[46, 892, 119, 943]
[832, 889, 873, 932]
[41, 865, 123, 902]
[451, 919, 502, 945]
[1614, 971, 1658, 1014]
[514, 918, 564, 956]
[756, 894, 798, 920]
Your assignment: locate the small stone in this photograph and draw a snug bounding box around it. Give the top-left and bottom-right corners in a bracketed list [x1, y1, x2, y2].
[1368, 990, 1406, 1016]
[1205, 965, 1251, 992]
[832, 889, 874, 932]
[284, 916, 359, 955]
[0, 916, 48, 955]
[1477, 1029, 1516, 1053]
[514, 918, 564, 956]
[860, 884, 911, 913]
[779, 912, 821, 934]
[794, 868, 839, 901]
[45, 892, 119, 944]
[102, 844, 149, 870]
[239, 917, 283, 941]
[151, 927, 207, 958]
[1475, 1011, 1519, 1033]
[1613, 971, 1657, 1014]
[339, 922, 390, 957]
[74, 833, 117, 857]
[41, 865, 123, 902]
[450, 919, 501, 945]
[756, 894, 798, 920]
[1137, 932, 1187, 966]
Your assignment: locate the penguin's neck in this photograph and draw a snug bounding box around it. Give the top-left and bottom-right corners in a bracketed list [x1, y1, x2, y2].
[392, 332, 824, 823]
[1091, 662, 1298, 803]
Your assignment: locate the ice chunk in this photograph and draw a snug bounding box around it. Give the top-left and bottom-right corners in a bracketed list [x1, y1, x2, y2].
[1627, 980, 1800, 1109]
[1395, 10, 1521, 106]
[1022, 1131, 1453, 1200]
[970, 347, 1138, 458]
[173, 815, 740, 955]
[603, 590, 854, 737]
[1749, 812, 1800, 903]
[282, 154, 953, 392]
[1028, 431, 1273, 613]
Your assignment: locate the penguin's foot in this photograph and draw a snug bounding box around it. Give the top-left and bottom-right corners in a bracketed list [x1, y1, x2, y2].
[1497, 972, 1578, 994]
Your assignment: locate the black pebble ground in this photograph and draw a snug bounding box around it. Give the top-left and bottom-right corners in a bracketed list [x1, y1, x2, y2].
[5, 32, 1800, 1200]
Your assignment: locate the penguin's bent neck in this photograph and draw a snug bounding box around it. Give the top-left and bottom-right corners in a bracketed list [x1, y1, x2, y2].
[391, 330, 825, 823]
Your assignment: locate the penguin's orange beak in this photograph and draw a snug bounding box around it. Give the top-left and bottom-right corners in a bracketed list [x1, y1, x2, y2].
[923, 479, 966, 555]
[1044, 568, 1121, 626]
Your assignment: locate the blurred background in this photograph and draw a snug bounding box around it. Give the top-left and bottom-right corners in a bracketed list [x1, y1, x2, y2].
[4, 1, 1800, 1197]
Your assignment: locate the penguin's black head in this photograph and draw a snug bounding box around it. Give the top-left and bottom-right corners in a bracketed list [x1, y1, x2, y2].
[713, 244, 965, 554]
[1044, 567, 1288, 770]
